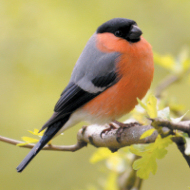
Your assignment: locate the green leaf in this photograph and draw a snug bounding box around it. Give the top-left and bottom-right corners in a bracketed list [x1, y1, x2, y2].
[154, 52, 175, 71]
[137, 94, 158, 118]
[146, 94, 157, 118]
[169, 102, 185, 112]
[133, 155, 157, 179]
[154, 49, 190, 74]
[140, 128, 156, 139]
[137, 98, 147, 110]
[156, 135, 173, 149]
[130, 135, 173, 179]
[129, 145, 145, 157]
[185, 137, 190, 155]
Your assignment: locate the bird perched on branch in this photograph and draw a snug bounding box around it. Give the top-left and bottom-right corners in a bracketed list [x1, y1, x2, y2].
[17, 18, 154, 172]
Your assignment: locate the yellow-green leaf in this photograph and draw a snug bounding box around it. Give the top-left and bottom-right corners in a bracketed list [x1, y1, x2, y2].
[90, 148, 113, 164]
[104, 172, 117, 190]
[17, 136, 39, 146]
[133, 155, 157, 179]
[137, 94, 158, 118]
[106, 155, 125, 172]
[22, 136, 39, 143]
[16, 142, 30, 146]
[131, 135, 173, 179]
[146, 94, 158, 118]
[28, 128, 45, 137]
[182, 59, 190, 71]
[140, 128, 156, 139]
[129, 144, 148, 157]
[154, 52, 175, 71]
[137, 98, 147, 110]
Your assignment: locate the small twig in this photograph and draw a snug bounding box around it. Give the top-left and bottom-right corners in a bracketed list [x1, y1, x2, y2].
[155, 74, 180, 98]
[118, 156, 143, 190]
[172, 136, 190, 167]
[0, 135, 87, 152]
[155, 71, 190, 121]
[151, 119, 190, 137]
[132, 178, 143, 190]
[151, 118, 190, 167]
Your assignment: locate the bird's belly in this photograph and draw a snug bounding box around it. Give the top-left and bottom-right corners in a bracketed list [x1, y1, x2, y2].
[82, 73, 152, 124]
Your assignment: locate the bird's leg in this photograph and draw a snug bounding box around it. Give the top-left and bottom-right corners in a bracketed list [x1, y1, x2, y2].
[114, 120, 141, 128]
[100, 123, 119, 138]
[113, 120, 129, 128]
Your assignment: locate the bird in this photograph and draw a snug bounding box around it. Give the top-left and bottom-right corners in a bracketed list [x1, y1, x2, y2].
[16, 18, 154, 172]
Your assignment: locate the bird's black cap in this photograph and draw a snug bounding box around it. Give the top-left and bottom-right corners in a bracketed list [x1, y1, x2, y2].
[97, 18, 142, 43]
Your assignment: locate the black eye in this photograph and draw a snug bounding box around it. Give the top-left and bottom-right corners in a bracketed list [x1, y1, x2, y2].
[114, 30, 123, 37]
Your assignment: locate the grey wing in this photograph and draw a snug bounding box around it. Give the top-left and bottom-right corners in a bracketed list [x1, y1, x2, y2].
[70, 33, 121, 93]
[40, 34, 121, 131]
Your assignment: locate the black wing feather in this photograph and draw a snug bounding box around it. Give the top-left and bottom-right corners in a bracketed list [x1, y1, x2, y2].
[54, 83, 100, 112]
[41, 71, 120, 131]
[40, 84, 99, 131]
[91, 71, 118, 88]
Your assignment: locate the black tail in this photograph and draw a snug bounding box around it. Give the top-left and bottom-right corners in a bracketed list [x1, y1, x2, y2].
[16, 121, 65, 172]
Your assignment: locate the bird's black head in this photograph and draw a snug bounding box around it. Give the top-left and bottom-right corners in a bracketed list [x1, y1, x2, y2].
[97, 18, 142, 43]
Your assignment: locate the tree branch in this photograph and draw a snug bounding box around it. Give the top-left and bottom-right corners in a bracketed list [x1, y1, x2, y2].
[77, 123, 159, 152]
[1, 119, 190, 168]
[0, 119, 189, 150]
[1, 122, 157, 152]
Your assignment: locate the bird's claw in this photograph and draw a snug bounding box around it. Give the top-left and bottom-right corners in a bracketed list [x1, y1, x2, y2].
[100, 123, 118, 138]
[116, 122, 140, 143]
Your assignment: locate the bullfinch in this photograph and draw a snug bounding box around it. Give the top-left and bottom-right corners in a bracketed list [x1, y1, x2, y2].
[17, 18, 154, 172]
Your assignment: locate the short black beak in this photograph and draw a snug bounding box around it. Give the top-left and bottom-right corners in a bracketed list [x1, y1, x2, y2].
[127, 25, 142, 42]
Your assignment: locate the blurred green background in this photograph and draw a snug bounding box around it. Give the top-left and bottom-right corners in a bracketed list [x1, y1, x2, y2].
[0, 0, 190, 189]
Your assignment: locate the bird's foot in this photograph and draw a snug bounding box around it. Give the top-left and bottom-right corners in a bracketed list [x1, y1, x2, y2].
[100, 123, 118, 138]
[115, 121, 140, 143]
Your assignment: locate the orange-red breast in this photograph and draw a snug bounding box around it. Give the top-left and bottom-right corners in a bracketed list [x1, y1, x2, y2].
[17, 18, 154, 172]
